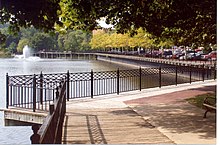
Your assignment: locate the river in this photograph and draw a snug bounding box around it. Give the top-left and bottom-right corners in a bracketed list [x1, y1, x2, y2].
[0, 58, 134, 144]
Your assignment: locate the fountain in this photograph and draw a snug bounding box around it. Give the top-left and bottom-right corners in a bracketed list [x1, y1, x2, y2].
[14, 45, 40, 61]
[23, 45, 31, 59]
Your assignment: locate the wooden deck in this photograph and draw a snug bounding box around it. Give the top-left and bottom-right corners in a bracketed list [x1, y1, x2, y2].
[62, 107, 174, 144]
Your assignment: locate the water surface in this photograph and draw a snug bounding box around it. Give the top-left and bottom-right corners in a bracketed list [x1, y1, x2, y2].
[0, 58, 132, 144]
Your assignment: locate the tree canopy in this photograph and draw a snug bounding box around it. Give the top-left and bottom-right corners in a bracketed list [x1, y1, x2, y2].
[90, 28, 174, 51]
[0, 0, 216, 46]
[0, 25, 91, 53]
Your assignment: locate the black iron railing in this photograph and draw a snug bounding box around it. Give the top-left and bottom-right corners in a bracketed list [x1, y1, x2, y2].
[6, 72, 66, 112]
[6, 64, 216, 111]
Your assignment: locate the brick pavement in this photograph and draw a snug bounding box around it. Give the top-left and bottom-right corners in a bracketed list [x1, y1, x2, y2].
[125, 85, 216, 144]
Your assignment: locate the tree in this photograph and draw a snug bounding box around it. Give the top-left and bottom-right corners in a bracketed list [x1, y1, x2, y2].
[58, 30, 91, 51]
[17, 38, 29, 52]
[0, 0, 60, 34]
[20, 27, 38, 39]
[29, 32, 58, 52]
[90, 28, 159, 51]
[6, 41, 16, 53]
[0, 31, 6, 46]
[1, 0, 216, 46]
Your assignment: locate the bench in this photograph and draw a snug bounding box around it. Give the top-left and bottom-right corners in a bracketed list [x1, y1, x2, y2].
[202, 97, 216, 118]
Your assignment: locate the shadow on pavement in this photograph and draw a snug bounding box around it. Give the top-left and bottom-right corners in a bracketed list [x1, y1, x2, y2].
[125, 85, 216, 142]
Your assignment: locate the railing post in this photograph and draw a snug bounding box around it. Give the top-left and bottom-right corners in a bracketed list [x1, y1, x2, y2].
[33, 74, 36, 112]
[56, 87, 59, 100]
[40, 72, 43, 104]
[30, 124, 40, 144]
[175, 65, 178, 85]
[189, 65, 192, 84]
[49, 104, 54, 115]
[202, 64, 205, 82]
[117, 68, 120, 95]
[139, 67, 142, 91]
[91, 69, 93, 98]
[6, 73, 9, 108]
[214, 62, 216, 80]
[67, 70, 70, 101]
[159, 66, 161, 88]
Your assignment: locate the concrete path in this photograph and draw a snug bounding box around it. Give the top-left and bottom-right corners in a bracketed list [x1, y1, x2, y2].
[62, 80, 216, 144]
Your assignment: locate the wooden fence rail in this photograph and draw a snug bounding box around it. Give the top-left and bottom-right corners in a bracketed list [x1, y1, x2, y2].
[30, 80, 66, 144]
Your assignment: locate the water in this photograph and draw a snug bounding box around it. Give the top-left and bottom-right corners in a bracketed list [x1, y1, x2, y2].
[0, 58, 132, 144]
[23, 45, 31, 59]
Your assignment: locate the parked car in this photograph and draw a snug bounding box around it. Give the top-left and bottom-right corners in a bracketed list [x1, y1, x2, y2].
[152, 50, 162, 58]
[162, 51, 172, 58]
[145, 50, 162, 58]
[179, 50, 196, 60]
[172, 49, 184, 59]
[201, 51, 217, 60]
[189, 53, 203, 60]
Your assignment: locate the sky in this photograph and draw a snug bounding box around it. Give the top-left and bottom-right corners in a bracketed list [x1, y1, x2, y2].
[96, 18, 114, 28]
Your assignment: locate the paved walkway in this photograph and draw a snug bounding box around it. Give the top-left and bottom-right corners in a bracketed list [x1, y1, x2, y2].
[62, 80, 216, 144]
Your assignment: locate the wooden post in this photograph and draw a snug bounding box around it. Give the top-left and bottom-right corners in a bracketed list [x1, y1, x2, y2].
[6, 73, 9, 108]
[30, 124, 40, 144]
[49, 104, 54, 115]
[33, 74, 36, 112]
[91, 70, 93, 98]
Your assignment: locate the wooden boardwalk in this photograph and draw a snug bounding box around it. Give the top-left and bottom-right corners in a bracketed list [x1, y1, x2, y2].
[62, 107, 174, 144]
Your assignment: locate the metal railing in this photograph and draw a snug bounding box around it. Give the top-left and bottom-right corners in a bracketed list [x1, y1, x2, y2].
[6, 72, 66, 112]
[6, 64, 216, 111]
[30, 80, 66, 144]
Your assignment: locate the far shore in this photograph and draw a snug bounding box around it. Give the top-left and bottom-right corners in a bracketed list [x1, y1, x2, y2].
[0, 50, 12, 58]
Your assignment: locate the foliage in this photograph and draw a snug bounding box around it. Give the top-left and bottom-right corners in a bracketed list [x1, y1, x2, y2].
[90, 28, 171, 50]
[7, 41, 16, 53]
[0, 49, 11, 58]
[0, 31, 6, 46]
[0, 0, 61, 34]
[1, 0, 216, 46]
[0, 24, 91, 54]
[17, 38, 29, 52]
[58, 30, 92, 51]
[29, 32, 58, 52]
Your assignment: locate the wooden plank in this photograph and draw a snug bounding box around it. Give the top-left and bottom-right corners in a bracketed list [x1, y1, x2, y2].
[62, 108, 173, 144]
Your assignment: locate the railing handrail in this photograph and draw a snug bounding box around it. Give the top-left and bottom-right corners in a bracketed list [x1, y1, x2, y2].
[30, 80, 66, 144]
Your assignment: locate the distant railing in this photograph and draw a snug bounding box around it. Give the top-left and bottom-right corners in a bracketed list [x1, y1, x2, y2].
[6, 72, 66, 112]
[30, 80, 66, 144]
[6, 64, 216, 111]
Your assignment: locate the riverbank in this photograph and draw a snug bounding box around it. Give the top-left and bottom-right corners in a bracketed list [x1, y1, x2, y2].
[0, 50, 11, 58]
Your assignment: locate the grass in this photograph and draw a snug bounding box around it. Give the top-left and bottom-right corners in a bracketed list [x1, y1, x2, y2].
[186, 93, 216, 109]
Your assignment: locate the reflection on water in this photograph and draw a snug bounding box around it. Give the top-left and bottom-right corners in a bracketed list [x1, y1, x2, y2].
[0, 58, 133, 144]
